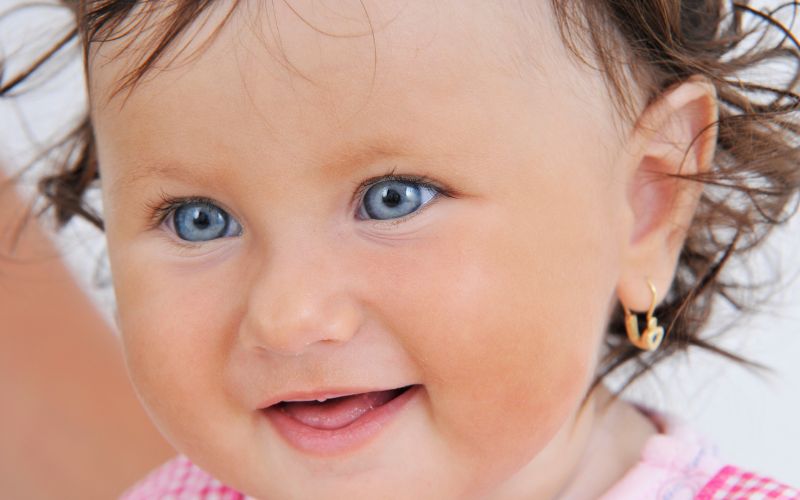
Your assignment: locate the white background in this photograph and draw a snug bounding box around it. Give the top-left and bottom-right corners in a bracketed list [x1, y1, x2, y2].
[1, 0, 798, 486]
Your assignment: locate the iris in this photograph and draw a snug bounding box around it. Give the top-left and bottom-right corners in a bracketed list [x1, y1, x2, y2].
[361, 180, 438, 220]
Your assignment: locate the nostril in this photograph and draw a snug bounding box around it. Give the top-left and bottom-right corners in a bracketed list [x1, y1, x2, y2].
[250, 340, 309, 357]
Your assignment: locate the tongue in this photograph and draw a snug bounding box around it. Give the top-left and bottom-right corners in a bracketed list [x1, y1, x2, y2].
[279, 389, 401, 430]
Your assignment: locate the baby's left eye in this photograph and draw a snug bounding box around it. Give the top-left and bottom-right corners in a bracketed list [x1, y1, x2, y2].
[358, 179, 440, 221]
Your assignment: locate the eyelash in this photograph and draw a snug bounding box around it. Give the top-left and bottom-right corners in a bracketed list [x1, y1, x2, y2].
[352, 169, 453, 225]
[145, 170, 454, 235]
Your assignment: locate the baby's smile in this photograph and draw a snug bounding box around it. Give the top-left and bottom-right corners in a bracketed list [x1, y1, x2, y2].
[261, 385, 420, 454]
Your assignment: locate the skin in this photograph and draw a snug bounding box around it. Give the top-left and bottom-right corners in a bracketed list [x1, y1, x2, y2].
[89, 1, 718, 497]
[0, 173, 174, 499]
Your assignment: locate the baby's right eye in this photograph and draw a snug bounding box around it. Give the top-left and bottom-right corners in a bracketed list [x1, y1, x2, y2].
[169, 201, 243, 242]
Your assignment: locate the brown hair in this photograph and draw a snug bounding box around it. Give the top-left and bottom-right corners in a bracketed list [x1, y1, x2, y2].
[2, 0, 799, 391]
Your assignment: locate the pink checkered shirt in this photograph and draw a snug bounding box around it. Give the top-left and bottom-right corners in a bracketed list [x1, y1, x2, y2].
[119, 455, 244, 500]
[696, 466, 800, 500]
[120, 414, 798, 499]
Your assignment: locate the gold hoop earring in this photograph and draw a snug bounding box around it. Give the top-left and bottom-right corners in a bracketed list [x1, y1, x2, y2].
[622, 278, 664, 351]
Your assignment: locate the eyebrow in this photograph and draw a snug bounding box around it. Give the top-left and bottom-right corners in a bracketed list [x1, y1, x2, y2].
[108, 140, 420, 196]
[109, 161, 222, 197]
[320, 141, 419, 173]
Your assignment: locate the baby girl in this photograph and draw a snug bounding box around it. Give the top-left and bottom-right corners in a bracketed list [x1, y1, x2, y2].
[2, 0, 799, 498]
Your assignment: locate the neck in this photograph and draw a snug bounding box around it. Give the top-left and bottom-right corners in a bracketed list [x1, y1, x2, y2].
[554, 386, 659, 500]
[489, 386, 658, 499]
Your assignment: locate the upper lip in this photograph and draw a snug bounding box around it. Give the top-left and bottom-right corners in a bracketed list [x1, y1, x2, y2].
[257, 385, 413, 410]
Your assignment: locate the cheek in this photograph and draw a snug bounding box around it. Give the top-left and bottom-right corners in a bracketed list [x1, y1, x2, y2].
[367, 169, 622, 473]
[107, 236, 242, 452]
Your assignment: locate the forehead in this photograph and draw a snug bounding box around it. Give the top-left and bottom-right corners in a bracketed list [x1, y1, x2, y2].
[89, 1, 555, 95]
[89, 0, 614, 185]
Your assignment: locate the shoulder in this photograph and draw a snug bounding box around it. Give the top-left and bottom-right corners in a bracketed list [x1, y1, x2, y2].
[119, 455, 245, 500]
[696, 465, 800, 500]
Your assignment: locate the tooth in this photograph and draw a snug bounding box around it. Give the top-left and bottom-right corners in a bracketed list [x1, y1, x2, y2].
[316, 398, 327, 403]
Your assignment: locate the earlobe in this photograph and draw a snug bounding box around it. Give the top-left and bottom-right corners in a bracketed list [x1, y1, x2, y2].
[618, 76, 718, 312]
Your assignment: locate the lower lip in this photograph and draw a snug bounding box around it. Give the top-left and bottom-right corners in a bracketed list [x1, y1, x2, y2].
[262, 385, 420, 455]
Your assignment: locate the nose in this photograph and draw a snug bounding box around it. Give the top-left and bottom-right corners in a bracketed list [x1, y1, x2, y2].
[238, 251, 364, 356]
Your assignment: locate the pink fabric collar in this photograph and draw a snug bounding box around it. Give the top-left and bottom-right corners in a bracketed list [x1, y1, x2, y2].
[598, 409, 724, 499]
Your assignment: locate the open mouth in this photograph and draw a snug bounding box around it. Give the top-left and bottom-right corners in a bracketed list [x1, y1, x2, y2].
[262, 385, 419, 454]
[272, 386, 413, 430]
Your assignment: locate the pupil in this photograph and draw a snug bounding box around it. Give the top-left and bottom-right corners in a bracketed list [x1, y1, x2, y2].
[194, 210, 210, 229]
[383, 188, 402, 207]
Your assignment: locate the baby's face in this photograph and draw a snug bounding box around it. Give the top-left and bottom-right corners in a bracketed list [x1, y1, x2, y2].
[92, 1, 635, 497]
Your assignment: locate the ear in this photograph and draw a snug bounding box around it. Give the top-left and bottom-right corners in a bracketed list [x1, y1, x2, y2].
[617, 76, 718, 312]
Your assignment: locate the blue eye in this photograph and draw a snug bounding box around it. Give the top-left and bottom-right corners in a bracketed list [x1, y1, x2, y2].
[359, 179, 439, 221]
[171, 201, 242, 242]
